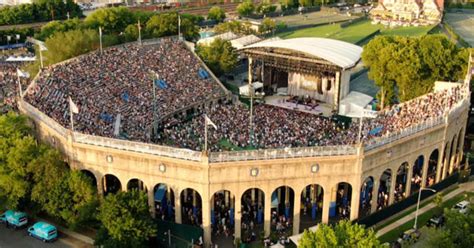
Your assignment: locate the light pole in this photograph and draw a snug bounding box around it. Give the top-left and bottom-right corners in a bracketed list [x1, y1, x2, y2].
[414, 187, 436, 230]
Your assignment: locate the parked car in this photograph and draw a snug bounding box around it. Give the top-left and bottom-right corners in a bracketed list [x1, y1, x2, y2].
[0, 210, 28, 229]
[28, 221, 58, 242]
[427, 214, 445, 227]
[453, 200, 470, 214]
[397, 228, 421, 244]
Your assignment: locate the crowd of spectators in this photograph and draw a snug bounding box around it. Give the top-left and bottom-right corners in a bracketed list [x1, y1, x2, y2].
[25, 37, 226, 141]
[161, 85, 466, 151]
[0, 53, 30, 113]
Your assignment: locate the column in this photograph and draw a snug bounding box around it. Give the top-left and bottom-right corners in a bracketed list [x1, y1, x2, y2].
[406, 164, 413, 196]
[449, 136, 458, 175]
[264, 191, 271, 237]
[234, 195, 242, 241]
[442, 144, 451, 180]
[293, 191, 301, 235]
[97, 175, 104, 197]
[350, 187, 360, 221]
[322, 189, 332, 223]
[148, 189, 156, 218]
[371, 179, 380, 213]
[121, 182, 128, 192]
[388, 172, 396, 205]
[175, 192, 182, 224]
[202, 197, 211, 248]
[457, 130, 465, 169]
[435, 146, 444, 183]
[248, 57, 253, 84]
[421, 157, 429, 188]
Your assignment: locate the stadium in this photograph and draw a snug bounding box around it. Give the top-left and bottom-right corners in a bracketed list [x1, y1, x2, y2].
[18, 36, 472, 247]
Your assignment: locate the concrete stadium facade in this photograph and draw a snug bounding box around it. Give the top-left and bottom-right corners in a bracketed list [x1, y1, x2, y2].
[18, 83, 470, 245]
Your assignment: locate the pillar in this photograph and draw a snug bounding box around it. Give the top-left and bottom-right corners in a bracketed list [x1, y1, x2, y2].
[264, 191, 271, 237]
[449, 136, 458, 175]
[234, 195, 242, 241]
[148, 189, 156, 218]
[371, 179, 380, 213]
[421, 156, 429, 188]
[293, 190, 301, 235]
[442, 143, 451, 180]
[97, 175, 104, 197]
[350, 186, 360, 220]
[121, 182, 128, 192]
[202, 197, 211, 248]
[322, 188, 332, 223]
[175, 192, 182, 224]
[248, 57, 253, 84]
[435, 146, 445, 183]
[389, 171, 396, 205]
[406, 163, 413, 196]
[457, 130, 465, 169]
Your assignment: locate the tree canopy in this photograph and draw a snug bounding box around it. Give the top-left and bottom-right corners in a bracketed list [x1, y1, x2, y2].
[95, 190, 157, 248]
[35, 18, 82, 41]
[208, 6, 226, 22]
[237, 1, 255, 17]
[196, 38, 238, 76]
[0, 0, 82, 25]
[427, 208, 474, 248]
[299, 220, 382, 248]
[260, 17, 277, 34]
[145, 12, 199, 41]
[214, 20, 254, 35]
[362, 35, 468, 107]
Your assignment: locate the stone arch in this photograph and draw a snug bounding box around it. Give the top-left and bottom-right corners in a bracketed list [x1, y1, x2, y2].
[102, 174, 122, 195]
[180, 188, 202, 227]
[153, 183, 175, 222]
[79, 169, 97, 189]
[241, 187, 265, 243]
[300, 184, 324, 229]
[211, 189, 235, 245]
[395, 162, 409, 203]
[377, 169, 392, 210]
[127, 178, 147, 192]
[270, 186, 295, 235]
[359, 177, 374, 218]
[411, 155, 424, 195]
[427, 149, 439, 187]
[329, 182, 352, 222]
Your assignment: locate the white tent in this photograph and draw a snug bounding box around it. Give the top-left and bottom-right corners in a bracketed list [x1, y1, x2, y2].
[338, 91, 374, 118]
[239, 82, 264, 96]
[5, 56, 36, 62]
[230, 35, 261, 50]
[197, 32, 239, 46]
[289, 225, 319, 246]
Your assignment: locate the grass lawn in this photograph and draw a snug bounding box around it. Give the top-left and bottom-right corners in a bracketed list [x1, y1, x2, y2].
[279, 19, 435, 44]
[378, 191, 474, 244]
[375, 185, 458, 231]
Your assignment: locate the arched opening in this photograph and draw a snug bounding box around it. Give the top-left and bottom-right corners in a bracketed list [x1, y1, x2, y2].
[102, 174, 121, 195]
[211, 190, 235, 245]
[153, 184, 175, 222]
[359, 177, 374, 217]
[411, 155, 424, 195]
[271, 186, 294, 236]
[127, 178, 147, 192]
[427, 149, 439, 186]
[330, 182, 352, 222]
[395, 162, 409, 203]
[448, 135, 457, 176]
[180, 188, 202, 227]
[377, 169, 392, 210]
[300, 184, 324, 230]
[241, 188, 264, 245]
[80, 170, 97, 188]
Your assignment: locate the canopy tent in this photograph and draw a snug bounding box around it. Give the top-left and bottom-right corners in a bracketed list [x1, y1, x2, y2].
[289, 225, 318, 246]
[5, 56, 35, 62]
[338, 91, 374, 118]
[239, 82, 263, 96]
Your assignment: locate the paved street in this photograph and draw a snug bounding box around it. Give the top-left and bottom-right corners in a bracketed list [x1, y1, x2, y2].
[0, 224, 92, 248]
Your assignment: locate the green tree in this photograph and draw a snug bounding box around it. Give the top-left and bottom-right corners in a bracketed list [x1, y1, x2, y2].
[214, 20, 254, 35]
[299, 220, 382, 248]
[432, 192, 443, 216]
[237, 1, 255, 17]
[260, 17, 276, 34]
[196, 38, 238, 76]
[35, 18, 82, 41]
[44, 29, 99, 65]
[146, 12, 199, 41]
[256, 3, 277, 15]
[299, 0, 315, 7]
[84, 7, 134, 33]
[208, 6, 226, 22]
[280, 0, 299, 10]
[427, 208, 474, 248]
[124, 24, 139, 42]
[95, 190, 157, 248]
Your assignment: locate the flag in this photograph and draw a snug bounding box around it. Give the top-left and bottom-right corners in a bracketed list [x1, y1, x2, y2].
[16, 69, 29, 78]
[205, 115, 217, 130]
[178, 14, 181, 28]
[68, 97, 79, 114]
[15, 34, 20, 40]
[6, 35, 11, 41]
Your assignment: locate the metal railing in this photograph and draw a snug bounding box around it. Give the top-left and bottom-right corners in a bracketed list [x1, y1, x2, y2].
[20, 100, 69, 138]
[209, 145, 358, 163]
[73, 133, 203, 162]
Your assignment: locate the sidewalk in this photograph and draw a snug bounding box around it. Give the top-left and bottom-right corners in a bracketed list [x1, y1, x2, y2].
[376, 181, 474, 237]
[35, 216, 95, 245]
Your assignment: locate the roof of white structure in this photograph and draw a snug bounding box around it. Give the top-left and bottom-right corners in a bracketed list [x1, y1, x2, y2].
[242, 38, 363, 69]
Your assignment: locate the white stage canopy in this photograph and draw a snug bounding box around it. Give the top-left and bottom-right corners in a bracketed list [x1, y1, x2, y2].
[239, 82, 263, 96]
[242, 37, 363, 69]
[230, 35, 261, 50]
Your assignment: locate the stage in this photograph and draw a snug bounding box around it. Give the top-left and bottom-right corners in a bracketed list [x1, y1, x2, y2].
[264, 95, 334, 117]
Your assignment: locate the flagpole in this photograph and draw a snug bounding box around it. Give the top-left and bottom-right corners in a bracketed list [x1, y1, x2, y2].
[358, 116, 363, 144]
[138, 20, 142, 46]
[178, 14, 181, 40]
[39, 44, 44, 68]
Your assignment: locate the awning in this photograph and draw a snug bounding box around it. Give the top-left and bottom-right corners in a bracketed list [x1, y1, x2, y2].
[239, 82, 263, 96]
[154, 184, 167, 202]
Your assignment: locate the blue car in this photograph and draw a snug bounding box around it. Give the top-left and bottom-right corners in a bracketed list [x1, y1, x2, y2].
[28, 222, 58, 242]
[0, 210, 28, 229]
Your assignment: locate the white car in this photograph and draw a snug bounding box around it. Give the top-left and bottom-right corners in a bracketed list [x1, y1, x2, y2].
[453, 200, 470, 214]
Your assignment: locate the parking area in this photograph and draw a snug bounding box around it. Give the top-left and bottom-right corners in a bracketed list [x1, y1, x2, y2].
[0, 224, 91, 248]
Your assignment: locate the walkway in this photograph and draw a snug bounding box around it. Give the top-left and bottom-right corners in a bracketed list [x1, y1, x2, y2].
[376, 181, 474, 237]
